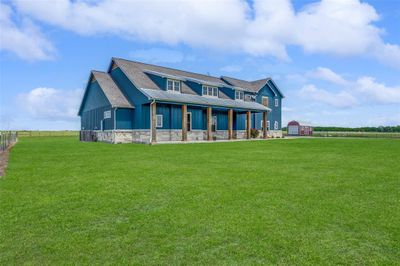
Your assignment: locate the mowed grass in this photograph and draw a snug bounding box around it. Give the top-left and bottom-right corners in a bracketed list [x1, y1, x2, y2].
[0, 137, 399, 265]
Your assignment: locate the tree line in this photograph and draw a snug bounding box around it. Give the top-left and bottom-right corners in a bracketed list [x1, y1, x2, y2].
[283, 126, 400, 132]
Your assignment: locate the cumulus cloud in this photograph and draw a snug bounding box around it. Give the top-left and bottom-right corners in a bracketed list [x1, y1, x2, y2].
[306, 67, 349, 85]
[18, 88, 82, 120]
[0, 3, 54, 61]
[300, 84, 358, 108]
[355, 77, 400, 104]
[7, 0, 400, 67]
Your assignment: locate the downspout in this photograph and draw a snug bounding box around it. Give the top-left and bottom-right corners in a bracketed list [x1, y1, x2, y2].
[114, 107, 117, 144]
[150, 99, 155, 143]
[114, 107, 118, 130]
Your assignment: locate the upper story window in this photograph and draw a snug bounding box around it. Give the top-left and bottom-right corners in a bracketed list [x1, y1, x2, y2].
[235, 90, 244, 100]
[262, 96, 269, 107]
[202, 85, 218, 97]
[275, 98, 279, 107]
[167, 79, 181, 92]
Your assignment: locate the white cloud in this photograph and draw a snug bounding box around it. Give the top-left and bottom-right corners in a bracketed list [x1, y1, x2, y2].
[17, 88, 83, 120]
[130, 48, 184, 64]
[9, 0, 400, 67]
[355, 77, 400, 104]
[300, 84, 358, 108]
[0, 3, 54, 61]
[306, 67, 349, 85]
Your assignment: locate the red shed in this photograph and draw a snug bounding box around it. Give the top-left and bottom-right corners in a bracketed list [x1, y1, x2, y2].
[287, 120, 313, 136]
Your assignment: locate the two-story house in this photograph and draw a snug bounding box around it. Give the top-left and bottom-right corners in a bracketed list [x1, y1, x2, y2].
[78, 58, 284, 143]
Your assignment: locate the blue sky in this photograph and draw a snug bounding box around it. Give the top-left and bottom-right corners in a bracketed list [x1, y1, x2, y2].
[1, 0, 399, 130]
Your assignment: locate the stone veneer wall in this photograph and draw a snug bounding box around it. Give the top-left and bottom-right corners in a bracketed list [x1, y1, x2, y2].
[81, 129, 283, 144]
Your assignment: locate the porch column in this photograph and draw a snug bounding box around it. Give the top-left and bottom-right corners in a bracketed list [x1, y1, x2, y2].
[263, 111, 268, 139]
[182, 104, 187, 141]
[207, 107, 212, 141]
[246, 110, 251, 139]
[151, 101, 157, 144]
[228, 109, 233, 140]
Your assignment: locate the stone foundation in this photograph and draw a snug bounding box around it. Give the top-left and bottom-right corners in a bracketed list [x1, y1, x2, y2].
[80, 129, 283, 144]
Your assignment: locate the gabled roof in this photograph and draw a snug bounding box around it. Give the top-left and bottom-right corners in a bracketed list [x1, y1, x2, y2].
[78, 71, 133, 115]
[221, 76, 268, 92]
[111, 58, 274, 93]
[221, 76, 285, 97]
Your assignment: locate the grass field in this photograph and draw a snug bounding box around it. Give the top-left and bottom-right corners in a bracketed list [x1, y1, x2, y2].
[1, 137, 399, 264]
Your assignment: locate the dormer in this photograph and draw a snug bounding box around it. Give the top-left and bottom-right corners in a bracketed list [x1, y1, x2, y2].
[166, 79, 181, 93]
[202, 85, 218, 97]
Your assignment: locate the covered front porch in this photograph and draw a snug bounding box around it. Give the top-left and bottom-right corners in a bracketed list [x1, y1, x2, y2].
[149, 101, 270, 144]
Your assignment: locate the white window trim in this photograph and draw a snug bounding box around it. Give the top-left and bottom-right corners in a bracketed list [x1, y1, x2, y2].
[212, 115, 217, 131]
[275, 98, 279, 107]
[267, 121, 270, 130]
[202, 85, 218, 97]
[274, 121, 279, 130]
[187, 112, 192, 131]
[156, 114, 163, 128]
[167, 79, 181, 93]
[262, 96, 269, 107]
[104, 110, 111, 119]
[235, 90, 244, 101]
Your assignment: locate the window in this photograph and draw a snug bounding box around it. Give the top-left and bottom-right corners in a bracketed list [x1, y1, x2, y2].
[186, 112, 192, 131]
[202, 85, 218, 97]
[267, 121, 270, 130]
[262, 96, 269, 107]
[235, 90, 244, 100]
[212, 115, 217, 132]
[274, 121, 279, 130]
[275, 98, 279, 107]
[104, 110, 111, 119]
[156, 115, 163, 128]
[167, 79, 181, 92]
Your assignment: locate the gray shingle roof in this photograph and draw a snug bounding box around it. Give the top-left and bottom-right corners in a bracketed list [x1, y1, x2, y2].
[139, 88, 270, 112]
[91, 71, 133, 108]
[113, 58, 264, 93]
[221, 76, 269, 92]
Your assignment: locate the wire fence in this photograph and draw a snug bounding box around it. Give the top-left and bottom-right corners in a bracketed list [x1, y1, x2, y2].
[17, 131, 79, 137]
[0, 131, 17, 152]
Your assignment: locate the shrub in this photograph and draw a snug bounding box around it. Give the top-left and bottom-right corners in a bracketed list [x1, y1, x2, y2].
[250, 128, 259, 138]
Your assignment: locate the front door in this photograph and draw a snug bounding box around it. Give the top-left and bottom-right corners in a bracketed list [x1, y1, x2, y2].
[187, 112, 192, 131]
[212, 115, 217, 132]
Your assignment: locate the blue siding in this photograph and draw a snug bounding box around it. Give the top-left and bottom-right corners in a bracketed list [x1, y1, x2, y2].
[80, 81, 114, 130]
[110, 67, 150, 129]
[81, 106, 114, 130]
[219, 87, 235, 99]
[215, 111, 228, 130]
[116, 108, 134, 129]
[185, 81, 202, 95]
[81, 81, 111, 112]
[188, 106, 204, 129]
[147, 73, 167, 91]
[256, 83, 282, 130]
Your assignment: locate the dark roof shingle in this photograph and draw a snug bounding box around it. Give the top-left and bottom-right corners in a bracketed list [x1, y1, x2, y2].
[91, 71, 133, 108]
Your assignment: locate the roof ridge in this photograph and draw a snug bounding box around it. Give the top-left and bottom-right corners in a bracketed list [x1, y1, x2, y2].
[113, 57, 224, 82]
[221, 75, 252, 83]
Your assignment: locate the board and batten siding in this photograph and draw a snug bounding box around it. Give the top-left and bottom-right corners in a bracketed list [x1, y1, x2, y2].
[110, 67, 150, 129]
[255, 81, 283, 130]
[80, 81, 114, 130]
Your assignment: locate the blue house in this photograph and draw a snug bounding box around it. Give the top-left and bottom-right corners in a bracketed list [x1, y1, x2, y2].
[78, 58, 284, 143]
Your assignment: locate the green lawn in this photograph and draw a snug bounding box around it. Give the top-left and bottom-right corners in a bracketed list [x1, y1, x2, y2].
[1, 137, 399, 265]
